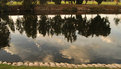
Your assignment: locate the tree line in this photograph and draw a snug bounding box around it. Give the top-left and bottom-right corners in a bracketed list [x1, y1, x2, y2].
[0, 0, 105, 12]
[0, 14, 111, 44]
[0, 0, 103, 5]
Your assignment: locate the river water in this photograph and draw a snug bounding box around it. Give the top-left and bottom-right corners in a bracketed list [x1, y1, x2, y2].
[0, 14, 121, 64]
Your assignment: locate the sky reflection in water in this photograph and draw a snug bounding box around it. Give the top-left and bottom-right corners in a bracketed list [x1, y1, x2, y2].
[0, 14, 121, 64]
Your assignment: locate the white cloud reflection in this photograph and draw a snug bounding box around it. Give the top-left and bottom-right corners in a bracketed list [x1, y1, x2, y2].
[100, 36, 113, 43]
[1, 14, 121, 64]
[61, 45, 90, 64]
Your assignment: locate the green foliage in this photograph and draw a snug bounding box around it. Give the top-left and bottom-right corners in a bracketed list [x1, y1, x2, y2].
[76, 0, 83, 4]
[0, 13, 10, 48]
[0, 0, 8, 12]
[114, 17, 121, 25]
[1, 0, 8, 4]
[95, 0, 103, 4]
[52, 0, 62, 4]
[23, 14, 37, 38]
[22, 0, 37, 11]
[39, 0, 47, 4]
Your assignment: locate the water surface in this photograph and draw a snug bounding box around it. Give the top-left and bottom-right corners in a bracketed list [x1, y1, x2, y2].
[0, 14, 121, 64]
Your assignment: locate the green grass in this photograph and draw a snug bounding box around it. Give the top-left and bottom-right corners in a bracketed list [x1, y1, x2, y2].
[6, 1, 121, 6]
[0, 64, 120, 69]
[6, 1, 22, 5]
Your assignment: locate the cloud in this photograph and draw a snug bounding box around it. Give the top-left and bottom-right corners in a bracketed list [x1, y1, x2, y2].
[61, 45, 90, 64]
[43, 55, 53, 62]
[100, 36, 112, 43]
[3, 43, 18, 55]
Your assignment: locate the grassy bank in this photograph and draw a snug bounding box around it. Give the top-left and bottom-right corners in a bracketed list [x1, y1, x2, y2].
[0, 64, 120, 69]
[6, 1, 121, 6]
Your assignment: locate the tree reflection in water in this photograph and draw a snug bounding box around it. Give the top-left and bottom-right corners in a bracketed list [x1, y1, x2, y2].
[114, 17, 121, 26]
[0, 14, 111, 48]
[16, 17, 24, 34]
[84, 14, 110, 37]
[0, 13, 10, 48]
[37, 14, 111, 42]
[23, 14, 38, 38]
[38, 15, 50, 36]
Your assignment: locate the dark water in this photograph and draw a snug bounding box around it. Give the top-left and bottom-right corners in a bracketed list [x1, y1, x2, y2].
[0, 14, 121, 64]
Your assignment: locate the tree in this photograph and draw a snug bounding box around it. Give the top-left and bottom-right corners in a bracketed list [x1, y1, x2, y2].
[0, 0, 8, 12]
[38, 15, 50, 36]
[22, 0, 36, 11]
[64, 0, 76, 4]
[0, 23, 10, 48]
[16, 17, 24, 34]
[116, 0, 120, 5]
[51, 15, 64, 35]
[76, 0, 83, 4]
[114, 17, 121, 25]
[95, 0, 103, 5]
[62, 16, 77, 42]
[23, 14, 38, 38]
[88, 14, 111, 37]
[7, 17, 15, 32]
[64, 0, 68, 4]
[0, 13, 10, 48]
[39, 0, 47, 4]
[52, 0, 62, 4]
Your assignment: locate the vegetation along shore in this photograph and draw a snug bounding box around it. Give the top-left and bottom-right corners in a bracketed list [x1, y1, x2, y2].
[0, 64, 118, 69]
[0, 61, 121, 69]
[1, 0, 121, 14]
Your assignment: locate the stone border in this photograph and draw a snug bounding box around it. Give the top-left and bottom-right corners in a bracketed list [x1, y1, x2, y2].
[0, 61, 121, 68]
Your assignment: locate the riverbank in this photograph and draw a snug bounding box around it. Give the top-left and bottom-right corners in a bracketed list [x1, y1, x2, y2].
[0, 64, 113, 69]
[2, 5, 121, 15]
[0, 61, 121, 68]
[6, 1, 121, 6]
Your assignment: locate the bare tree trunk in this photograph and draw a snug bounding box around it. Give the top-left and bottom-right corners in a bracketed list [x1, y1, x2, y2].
[115, 0, 118, 5]
[71, 0, 73, 4]
[85, 0, 88, 4]
[92, 0, 94, 4]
